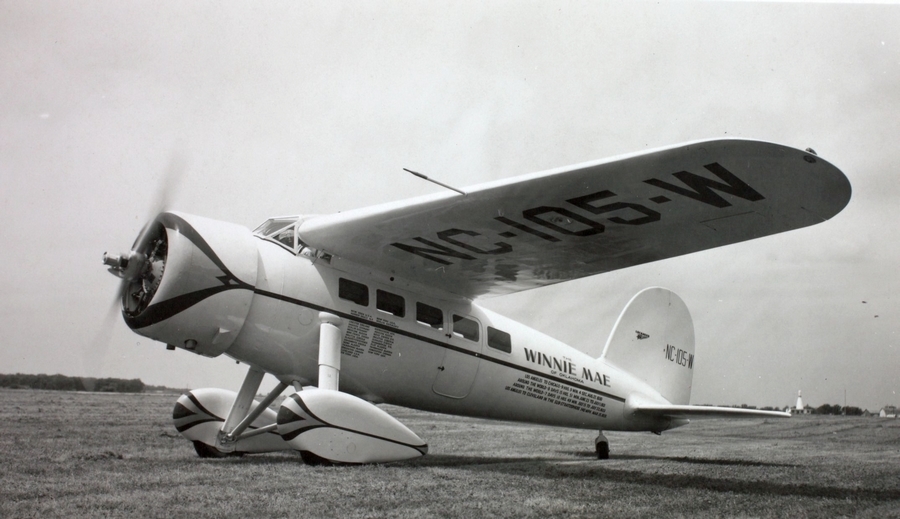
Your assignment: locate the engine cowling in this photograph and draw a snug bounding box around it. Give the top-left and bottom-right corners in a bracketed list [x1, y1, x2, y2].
[121, 211, 258, 357]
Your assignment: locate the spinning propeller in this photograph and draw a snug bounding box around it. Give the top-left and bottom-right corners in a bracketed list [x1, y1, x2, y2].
[102, 221, 167, 317]
[102, 152, 186, 317]
[89, 152, 187, 377]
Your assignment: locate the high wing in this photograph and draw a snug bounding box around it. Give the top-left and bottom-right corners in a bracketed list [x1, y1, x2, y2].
[299, 139, 850, 299]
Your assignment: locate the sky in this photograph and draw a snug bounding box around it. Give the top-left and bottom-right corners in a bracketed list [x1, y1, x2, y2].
[1, 1, 898, 412]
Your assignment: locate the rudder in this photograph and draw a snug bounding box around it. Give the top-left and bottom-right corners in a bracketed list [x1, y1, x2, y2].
[600, 287, 695, 405]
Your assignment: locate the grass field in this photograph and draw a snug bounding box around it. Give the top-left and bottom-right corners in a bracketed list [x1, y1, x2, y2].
[2, 389, 899, 518]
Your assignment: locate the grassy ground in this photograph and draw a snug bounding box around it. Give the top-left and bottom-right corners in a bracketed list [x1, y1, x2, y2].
[2, 389, 899, 518]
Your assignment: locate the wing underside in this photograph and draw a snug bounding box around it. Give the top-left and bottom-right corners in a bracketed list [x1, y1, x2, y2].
[299, 139, 851, 299]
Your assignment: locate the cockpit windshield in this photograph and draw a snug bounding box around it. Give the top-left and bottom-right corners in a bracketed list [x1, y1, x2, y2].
[254, 218, 296, 237]
[252, 216, 330, 261]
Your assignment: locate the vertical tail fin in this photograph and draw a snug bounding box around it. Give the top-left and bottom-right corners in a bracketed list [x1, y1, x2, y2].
[600, 287, 695, 405]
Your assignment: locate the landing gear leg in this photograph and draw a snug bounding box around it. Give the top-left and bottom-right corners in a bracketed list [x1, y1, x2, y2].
[215, 366, 288, 454]
[595, 431, 610, 460]
[216, 367, 264, 453]
[317, 312, 342, 391]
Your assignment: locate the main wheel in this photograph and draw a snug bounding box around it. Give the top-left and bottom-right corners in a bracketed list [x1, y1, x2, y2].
[299, 450, 334, 466]
[193, 441, 244, 458]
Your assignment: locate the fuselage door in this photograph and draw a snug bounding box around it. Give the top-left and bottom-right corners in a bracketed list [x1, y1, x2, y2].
[432, 313, 483, 398]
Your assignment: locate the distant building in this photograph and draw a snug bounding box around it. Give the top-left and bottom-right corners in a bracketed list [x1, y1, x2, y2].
[879, 405, 897, 418]
[789, 390, 812, 415]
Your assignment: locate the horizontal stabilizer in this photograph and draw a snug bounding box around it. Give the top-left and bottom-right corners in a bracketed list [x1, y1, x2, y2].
[633, 403, 791, 420]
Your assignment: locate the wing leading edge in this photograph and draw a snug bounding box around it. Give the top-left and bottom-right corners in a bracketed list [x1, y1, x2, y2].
[299, 139, 851, 299]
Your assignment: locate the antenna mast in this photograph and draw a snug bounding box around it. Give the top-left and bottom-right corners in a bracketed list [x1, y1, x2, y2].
[403, 168, 466, 196]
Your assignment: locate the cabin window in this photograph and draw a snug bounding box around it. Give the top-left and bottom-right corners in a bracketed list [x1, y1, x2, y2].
[452, 315, 479, 342]
[416, 302, 443, 329]
[487, 327, 512, 353]
[338, 278, 368, 306]
[376, 290, 405, 317]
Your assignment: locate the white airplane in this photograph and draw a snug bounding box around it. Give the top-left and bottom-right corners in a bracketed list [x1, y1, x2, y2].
[103, 139, 850, 464]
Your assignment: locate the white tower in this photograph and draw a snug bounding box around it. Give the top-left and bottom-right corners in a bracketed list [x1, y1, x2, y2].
[796, 390, 804, 411]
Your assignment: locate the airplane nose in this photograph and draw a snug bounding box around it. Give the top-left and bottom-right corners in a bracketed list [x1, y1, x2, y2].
[113, 211, 259, 357]
[103, 216, 169, 318]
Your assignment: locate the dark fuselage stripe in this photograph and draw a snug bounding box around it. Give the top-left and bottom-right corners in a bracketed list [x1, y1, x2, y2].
[252, 287, 627, 404]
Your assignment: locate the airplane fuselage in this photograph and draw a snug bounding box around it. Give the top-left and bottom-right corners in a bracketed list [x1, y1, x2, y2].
[126, 212, 673, 434]
[233, 238, 656, 432]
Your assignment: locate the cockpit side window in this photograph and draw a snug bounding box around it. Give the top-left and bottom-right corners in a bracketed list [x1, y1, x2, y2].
[271, 225, 295, 248]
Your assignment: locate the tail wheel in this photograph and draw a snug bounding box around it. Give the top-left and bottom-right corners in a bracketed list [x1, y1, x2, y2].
[596, 441, 610, 460]
[595, 431, 610, 460]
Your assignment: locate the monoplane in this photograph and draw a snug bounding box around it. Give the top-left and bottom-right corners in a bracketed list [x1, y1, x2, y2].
[103, 139, 850, 463]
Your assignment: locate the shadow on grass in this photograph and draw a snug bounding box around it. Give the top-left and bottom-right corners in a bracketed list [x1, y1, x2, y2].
[190, 451, 900, 502]
[405, 453, 571, 468]
[560, 450, 795, 467]
[573, 466, 900, 502]
[604, 453, 796, 468]
[401, 453, 900, 502]
[407, 452, 792, 469]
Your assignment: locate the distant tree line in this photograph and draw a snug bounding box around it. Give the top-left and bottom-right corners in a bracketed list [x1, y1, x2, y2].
[0, 373, 144, 393]
[814, 404, 864, 415]
[720, 404, 868, 415]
